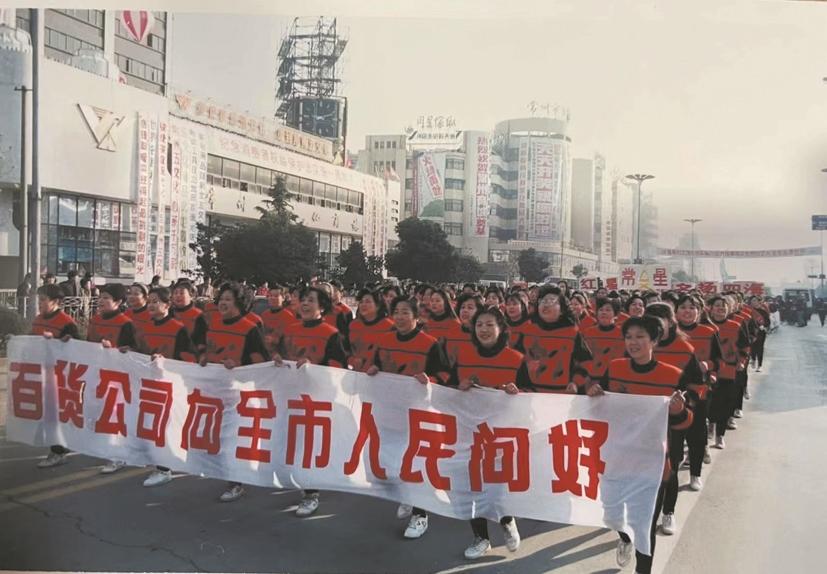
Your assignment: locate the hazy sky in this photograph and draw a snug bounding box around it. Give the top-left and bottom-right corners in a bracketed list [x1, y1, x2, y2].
[165, 0, 827, 287]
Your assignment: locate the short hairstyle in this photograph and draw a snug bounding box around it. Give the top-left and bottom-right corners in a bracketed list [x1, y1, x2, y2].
[173, 280, 196, 296]
[218, 282, 249, 312]
[356, 288, 387, 318]
[37, 284, 64, 301]
[621, 315, 664, 342]
[470, 306, 510, 349]
[268, 283, 286, 293]
[455, 292, 485, 317]
[130, 282, 149, 297]
[625, 294, 646, 313]
[429, 288, 457, 318]
[299, 286, 332, 314]
[595, 297, 621, 315]
[148, 286, 172, 305]
[99, 283, 127, 302]
[644, 302, 676, 325]
[390, 296, 419, 318]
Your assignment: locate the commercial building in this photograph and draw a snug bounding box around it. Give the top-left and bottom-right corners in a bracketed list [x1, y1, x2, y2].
[0, 9, 395, 287]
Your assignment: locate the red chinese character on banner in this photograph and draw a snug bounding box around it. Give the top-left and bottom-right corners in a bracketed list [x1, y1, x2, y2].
[697, 281, 718, 295]
[286, 394, 333, 469]
[94, 369, 132, 436]
[400, 409, 457, 490]
[548, 419, 609, 500]
[653, 267, 669, 288]
[55, 360, 87, 428]
[673, 282, 693, 294]
[236, 390, 276, 463]
[621, 267, 637, 287]
[180, 389, 224, 454]
[579, 277, 597, 291]
[344, 402, 387, 479]
[469, 423, 530, 492]
[748, 282, 765, 296]
[136, 379, 174, 447]
[604, 277, 618, 290]
[10, 362, 43, 420]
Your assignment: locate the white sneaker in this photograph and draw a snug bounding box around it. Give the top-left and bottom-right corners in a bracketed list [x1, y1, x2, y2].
[295, 493, 320, 517]
[502, 519, 521, 552]
[703, 446, 712, 464]
[38, 451, 68, 468]
[143, 469, 173, 487]
[689, 475, 703, 491]
[100, 460, 126, 474]
[396, 503, 413, 520]
[715, 435, 726, 449]
[727, 417, 738, 430]
[733, 409, 743, 419]
[661, 513, 676, 535]
[404, 515, 428, 539]
[464, 536, 491, 559]
[219, 484, 245, 502]
[616, 539, 634, 567]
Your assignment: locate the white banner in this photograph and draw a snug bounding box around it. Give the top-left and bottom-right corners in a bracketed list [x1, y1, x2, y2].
[134, 114, 152, 281]
[471, 134, 490, 237]
[414, 152, 446, 220]
[7, 337, 669, 555]
[154, 120, 169, 278]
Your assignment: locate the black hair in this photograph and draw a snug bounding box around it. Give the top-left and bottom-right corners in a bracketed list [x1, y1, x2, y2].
[329, 279, 343, 290]
[595, 297, 620, 315]
[661, 291, 680, 308]
[455, 292, 485, 319]
[504, 292, 529, 321]
[621, 315, 664, 343]
[298, 286, 332, 315]
[390, 296, 419, 318]
[534, 284, 575, 324]
[100, 283, 127, 303]
[643, 290, 661, 303]
[268, 283, 286, 293]
[218, 282, 249, 313]
[173, 279, 196, 296]
[149, 286, 172, 305]
[130, 282, 149, 298]
[356, 289, 387, 319]
[37, 284, 64, 301]
[470, 306, 510, 350]
[624, 294, 646, 313]
[483, 287, 504, 304]
[429, 288, 458, 319]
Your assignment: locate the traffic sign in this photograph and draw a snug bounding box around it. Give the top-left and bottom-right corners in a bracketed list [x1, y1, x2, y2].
[812, 214, 827, 231]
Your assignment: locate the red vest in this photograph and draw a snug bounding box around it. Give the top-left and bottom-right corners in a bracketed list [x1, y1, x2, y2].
[141, 316, 188, 360]
[30, 310, 76, 337]
[521, 322, 581, 392]
[125, 306, 153, 346]
[282, 320, 340, 366]
[375, 329, 438, 377]
[205, 314, 258, 364]
[577, 313, 597, 331]
[581, 324, 626, 378]
[347, 317, 394, 372]
[607, 358, 683, 397]
[443, 326, 474, 368]
[713, 319, 744, 379]
[245, 311, 264, 329]
[455, 345, 525, 388]
[424, 316, 463, 344]
[262, 307, 298, 355]
[174, 305, 204, 337]
[87, 312, 131, 344]
[506, 318, 532, 349]
[656, 335, 706, 399]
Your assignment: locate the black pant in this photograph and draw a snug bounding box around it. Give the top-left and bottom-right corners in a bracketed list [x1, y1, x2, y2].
[709, 379, 736, 437]
[50, 445, 69, 455]
[470, 516, 514, 540]
[735, 370, 747, 410]
[751, 332, 766, 367]
[687, 400, 708, 476]
[818, 311, 826, 326]
[619, 481, 666, 574]
[412, 506, 427, 518]
[662, 436, 683, 515]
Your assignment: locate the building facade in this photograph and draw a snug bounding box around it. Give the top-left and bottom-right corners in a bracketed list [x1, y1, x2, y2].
[0, 9, 394, 287]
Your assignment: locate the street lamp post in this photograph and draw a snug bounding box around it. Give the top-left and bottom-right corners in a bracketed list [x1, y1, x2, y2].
[683, 218, 702, 281]
[625, 173, 655, 264]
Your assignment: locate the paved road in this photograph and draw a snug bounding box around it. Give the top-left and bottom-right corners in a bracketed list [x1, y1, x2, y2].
[0, 322, 821, 573]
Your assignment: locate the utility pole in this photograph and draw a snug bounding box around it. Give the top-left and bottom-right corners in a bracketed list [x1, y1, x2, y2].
[683, 218, 702, 281]
[13, 84, 31, 311]
[625, 173, 655, 264]
[27, 8, 41, 320]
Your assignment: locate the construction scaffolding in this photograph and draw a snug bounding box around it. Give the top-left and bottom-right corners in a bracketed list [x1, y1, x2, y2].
[276, 17, 348, 122]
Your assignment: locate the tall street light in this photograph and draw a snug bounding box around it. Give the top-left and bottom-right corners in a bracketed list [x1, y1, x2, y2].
[683, 218, 702, 281]
[625, 173, 655, 264]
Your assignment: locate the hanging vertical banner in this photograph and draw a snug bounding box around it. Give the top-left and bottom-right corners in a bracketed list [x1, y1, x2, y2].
[154, 120, 169, 278]
[135, 113, 151, 281]
[472, 134, 490, 237]
[517, 140, 529, 239]
[169, 137, 182, 279]
[531, 141, 555, 239]
[197, 132, 208, 248]
[415, 152, 446, 221]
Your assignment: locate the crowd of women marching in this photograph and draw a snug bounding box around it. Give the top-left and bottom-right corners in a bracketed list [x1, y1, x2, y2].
[27, 275, 771, 574]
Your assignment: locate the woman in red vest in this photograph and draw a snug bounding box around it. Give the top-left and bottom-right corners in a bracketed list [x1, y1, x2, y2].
[347, 289, 393, 372]
[581, 297, 626, 381]
[516, 285, 592, 394]
[570, 291, 596, 330]
[125, 282, 152, 349]
[424, 288, 464, 345]
[504, 291, 531, 349]
[453, 307, 529, 559]
[444, 292, 483, 369]
[586, 316, 694, 574]
[707, 295, 749, 449]
[261, 283, 296, 358]
[140, 286, 196, 488]
[33, 284, 80, 469]
[172, 280, 208, 351]
[366, 297, 450, 541]
[201, 282, 269, 502]
[274, 286, 347, 517]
